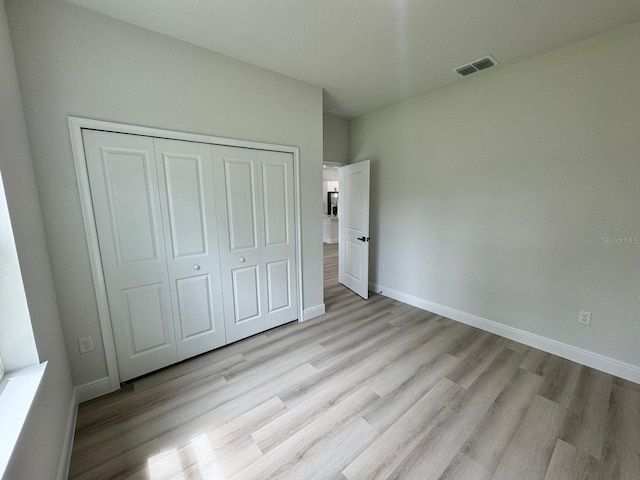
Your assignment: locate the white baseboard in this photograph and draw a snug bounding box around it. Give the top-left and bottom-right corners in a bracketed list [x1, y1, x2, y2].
[370, 282, 640, 384]
[56, 389, 77, 480]
[75, 376, 111, 404]
[301, 304, 325, 322]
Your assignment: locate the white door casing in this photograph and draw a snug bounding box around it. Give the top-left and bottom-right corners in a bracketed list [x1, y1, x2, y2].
[339, 160, 371, 299]
[213, 145, 298, 343]
[154, 138, 226, 361]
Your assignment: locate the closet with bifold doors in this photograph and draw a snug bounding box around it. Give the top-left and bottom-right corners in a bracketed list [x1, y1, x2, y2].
[82, 130, 298, 381]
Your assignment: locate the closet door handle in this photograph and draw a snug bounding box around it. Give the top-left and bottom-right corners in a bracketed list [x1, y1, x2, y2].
[193, 264, 201, 270]
[239, 257, 246, 263]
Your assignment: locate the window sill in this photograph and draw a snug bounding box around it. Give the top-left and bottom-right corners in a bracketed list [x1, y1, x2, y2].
[0, 362, 47, 477]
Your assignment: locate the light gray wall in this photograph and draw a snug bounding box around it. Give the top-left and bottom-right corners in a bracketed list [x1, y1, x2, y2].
[6, 0, 324, 386]
[0, 0, 74, 478]
[323, 114, 349, 164]
[350, 22, 640, 369]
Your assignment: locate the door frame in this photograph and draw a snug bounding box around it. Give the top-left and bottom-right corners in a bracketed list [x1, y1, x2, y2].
[68, 116, 304, 391]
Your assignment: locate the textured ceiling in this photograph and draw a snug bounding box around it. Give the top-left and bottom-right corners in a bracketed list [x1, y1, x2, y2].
[64, 0, 640, 117]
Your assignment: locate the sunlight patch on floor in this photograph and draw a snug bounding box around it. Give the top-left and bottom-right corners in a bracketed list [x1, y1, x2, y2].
[146, 434, 226, 480]
[147, 449, 186, 480]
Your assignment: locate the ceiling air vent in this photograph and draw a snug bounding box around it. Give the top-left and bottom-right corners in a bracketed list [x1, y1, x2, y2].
[454, 55, 498, 77]
[328, 104, 362, 119]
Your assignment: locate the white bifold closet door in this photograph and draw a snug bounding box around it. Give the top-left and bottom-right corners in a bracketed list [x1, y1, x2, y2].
[83, 130, 298, 382]
[83, 130, 226, 381]
[213, 145, 298, 343]
[154, 138, 226, 361]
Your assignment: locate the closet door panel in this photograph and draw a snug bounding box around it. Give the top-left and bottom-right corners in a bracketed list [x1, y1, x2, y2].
[213, 145, 267, 342]
[102, 151, 158, 264]
[163, 154, 207, 257]
[83, 130, 177, 381]
[259, 150, 298, 327]
[124, 283, 171, 354]
[225, 159, 258, 251]
[262, 162, 288, 246]
[232, 265, 261, 323]
[266, 259, 292, 313]
[175, 275, 215, 338]
[214, 146, 298, 341]
[155, 138, 226, 360]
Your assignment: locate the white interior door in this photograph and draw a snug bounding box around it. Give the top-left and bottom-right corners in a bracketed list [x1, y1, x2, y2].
[83, 130, 177, 381]
[213, 145, 298, 343]
[338, 160, 370, 299]
[154, 138, 226, 361]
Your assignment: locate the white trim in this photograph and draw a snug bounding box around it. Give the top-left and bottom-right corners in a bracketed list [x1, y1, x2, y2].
[68, 116, 305, 394]
[293, 148, 304, 326]
[0, 362, 47, 478]
[370, 282, 640, 384]
[301, 304, 325, 322]
[68, 121, 121, 392]
[56, 389, 77, 480]
[74, 376, 112, 404]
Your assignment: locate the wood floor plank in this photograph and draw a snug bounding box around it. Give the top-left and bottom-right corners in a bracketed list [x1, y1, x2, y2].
[446, 334, 504, 388]
[463, 367, 543, 472]
[520, 349, 554, 377]
[439, 452, 492, 480]
[77, 353, 245, 431]
[383, 306, 426, 327]
[342, 378, 462, 480]
[129, 397, 286, 480]
[364, 320, 464, 397]
[537, 356, 583, 407]
[223, 343, 326, 386]
[311, 313, 398, 369]
[278, 316, 457, 410]
[70, 364, 315, 477]
[612, 375, 640, 393]
[362, 352, 460, 433]
[252, 360, 383, 454]
[599, 384, 640, 479]
[133, 350, 247, 393]
[230, 388, 380, 480]
[159, 396, 287, 478]
[491, 395, 562, 480]
[73, 373, 229, 451]
[383, 348, 528, 479]
[543, 439, 600, 480]
[559, 367, 612, 458]
[446, 328, 490, 359]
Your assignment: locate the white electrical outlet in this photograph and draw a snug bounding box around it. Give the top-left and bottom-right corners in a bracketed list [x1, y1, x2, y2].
[79, 336, 94, 354]
[578, 311, 592, 325]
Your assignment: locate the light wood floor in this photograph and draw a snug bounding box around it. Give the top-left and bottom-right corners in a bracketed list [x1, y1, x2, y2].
[70, 243, 640, 479]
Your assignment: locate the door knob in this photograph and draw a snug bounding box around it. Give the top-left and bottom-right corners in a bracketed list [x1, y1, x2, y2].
[239, 257, 246, 263]
[357, 236, 370, 242]
[193, 264, 201, 270]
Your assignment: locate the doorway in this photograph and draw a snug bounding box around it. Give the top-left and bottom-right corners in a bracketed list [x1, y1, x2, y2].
[323, 160, 372, 309]
[322, 164, 341, 311]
